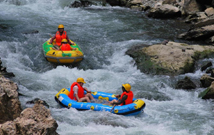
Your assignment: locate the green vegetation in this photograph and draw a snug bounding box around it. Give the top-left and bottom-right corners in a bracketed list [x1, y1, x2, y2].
[193, 50, 214, 60]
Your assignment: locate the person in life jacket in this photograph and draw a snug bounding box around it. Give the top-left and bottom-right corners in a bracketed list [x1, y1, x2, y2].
[49, 24, 74, 46]
[68, 78, 95, 102]
[60, 39, 76, 51]
[109, 83, 134, 106]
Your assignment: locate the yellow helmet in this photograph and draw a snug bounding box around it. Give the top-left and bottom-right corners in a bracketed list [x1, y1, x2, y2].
[61, 39, 67, 43]
[76, 78, 86, 83]
[122, 83, 131, 91]
[58, 24, 64, 29]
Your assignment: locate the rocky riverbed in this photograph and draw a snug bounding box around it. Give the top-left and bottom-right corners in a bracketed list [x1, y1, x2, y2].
[0, 59, 58, 135]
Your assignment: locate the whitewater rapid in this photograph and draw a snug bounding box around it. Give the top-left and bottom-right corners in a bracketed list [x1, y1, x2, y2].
[0, 0, 214, 135]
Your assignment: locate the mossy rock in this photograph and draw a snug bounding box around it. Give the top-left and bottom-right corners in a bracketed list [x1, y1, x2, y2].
[126, 41, 214, 75]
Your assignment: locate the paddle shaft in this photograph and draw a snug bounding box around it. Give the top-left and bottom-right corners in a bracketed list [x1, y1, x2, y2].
[110, 104, 116, 113]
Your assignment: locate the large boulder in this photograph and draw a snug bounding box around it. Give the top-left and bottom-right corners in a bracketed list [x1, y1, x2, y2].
[200, 74, 214, 87]
[175, 76, 196, 90]
[126, 41, 214, 75]
[181, 0, 204, 15]
[178, 24, 214, 41]
[0, 101, 58, 135]
[199, 81, 214, 99]
[147, 4, 181, 18]
[0, 58, 15, 78]
[0, 76, 22, 124]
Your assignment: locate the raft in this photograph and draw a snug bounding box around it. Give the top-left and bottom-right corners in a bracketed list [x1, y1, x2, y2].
[42, 39, 84, 64]
[55, 88, 146, 116]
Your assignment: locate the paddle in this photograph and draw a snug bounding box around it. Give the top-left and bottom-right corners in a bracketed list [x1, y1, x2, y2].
[110, 104, 116, 113]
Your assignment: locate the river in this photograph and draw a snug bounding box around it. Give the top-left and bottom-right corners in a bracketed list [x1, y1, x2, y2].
[0, 0, 214, 135]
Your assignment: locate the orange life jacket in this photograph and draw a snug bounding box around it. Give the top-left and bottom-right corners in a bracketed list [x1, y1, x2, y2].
[120, 91, 133, 105]
[60, 43, 71, 51]
[68, 82, 84, 100]
[55, 31, 67, 46]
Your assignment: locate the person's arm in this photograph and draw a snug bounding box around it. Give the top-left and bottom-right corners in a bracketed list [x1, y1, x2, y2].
[73, 86, 80, 101]
[112, 95, 127, 105]
[66, 35, 74, 45]
[49, 35, 56, 44]
[83, 87, 91, 93]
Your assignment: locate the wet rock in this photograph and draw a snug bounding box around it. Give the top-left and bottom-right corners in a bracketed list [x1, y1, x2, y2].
[201, 62, 212, 71]
[181, 0, 204, 15]
[0, 24, 8, 29]
[162, 0, 177, 5]
[200, 74, 214, 87]
[26, 98, 49, 108]
[199, 81, 214, 99]
[184, 12, 208, 23]
[106, 0, 128, 6]
[178, 24, 214, 41]
[175, 76, 196, 90]
[126, 41, 214, 75]
[69, 0, 94, 8]
[0, 58, 15, 78]
[193, 15, 214, 29]
[205, 7, 214, 17]
[22, 30, 39, 34]
[0, 101, 58, 135]
[0, 76, 22, 124]
[196, 0, 214, 7]
[147, 4, 181, 18]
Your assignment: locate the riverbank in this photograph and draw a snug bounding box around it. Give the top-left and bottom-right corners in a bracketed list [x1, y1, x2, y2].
[0, 59, 58, 134]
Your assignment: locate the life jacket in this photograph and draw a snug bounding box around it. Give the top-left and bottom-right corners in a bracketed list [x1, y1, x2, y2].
[68, 82, 84, 100]
[60, 43, 71, 51]
[120, 91, 133, 105]
[55, 31, 67, 46]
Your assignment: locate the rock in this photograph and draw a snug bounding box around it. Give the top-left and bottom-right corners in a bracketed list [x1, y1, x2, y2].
[106, 0, 128, 6]
[26, 98, 49, 108]
[196, 0, 214, 7]
[22, 30, 39, 35]
[184, 12, 208, 23]
[126, 41, 214, 75]
[162, 0, 177, 5]
[0, 76, 22, 124]
[178, 24, 214, 41]
[200, 74, 214, 87]
[193, 15, 214, 28]
[175, 76, 196, 90]
[147, 4, 181, 18]
[181, 0, 204, 15]
[0, 101, 58, 135]
[210, 69, 214, 77]
[70, 1, 82, 7]
[0, 58, 15, 78]
[205, 7, 214, 17]
[69, 0, 94, 8]
[201, 61, 212, 71]
[199, 81, 214, 99]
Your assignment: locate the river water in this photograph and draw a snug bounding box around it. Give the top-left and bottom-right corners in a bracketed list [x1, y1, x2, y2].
[0, 0, 214, 135]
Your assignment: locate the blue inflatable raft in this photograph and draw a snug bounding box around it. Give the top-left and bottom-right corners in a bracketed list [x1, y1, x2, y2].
[55, 88, 146, 116]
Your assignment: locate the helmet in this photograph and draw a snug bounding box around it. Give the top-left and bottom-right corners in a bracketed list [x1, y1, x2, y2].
[58, 24, 64, 29]
[76, 78, 86, 83]
[61, 39, 67, 43]
[122, 83, 131, 91]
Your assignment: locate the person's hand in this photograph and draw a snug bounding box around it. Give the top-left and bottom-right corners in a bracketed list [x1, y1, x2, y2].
[70, 42, 75, 45]
[115, 95, 120, 98]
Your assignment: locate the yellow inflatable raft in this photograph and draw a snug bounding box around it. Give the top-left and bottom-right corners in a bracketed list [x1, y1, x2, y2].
[42, 39, 84, 64]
